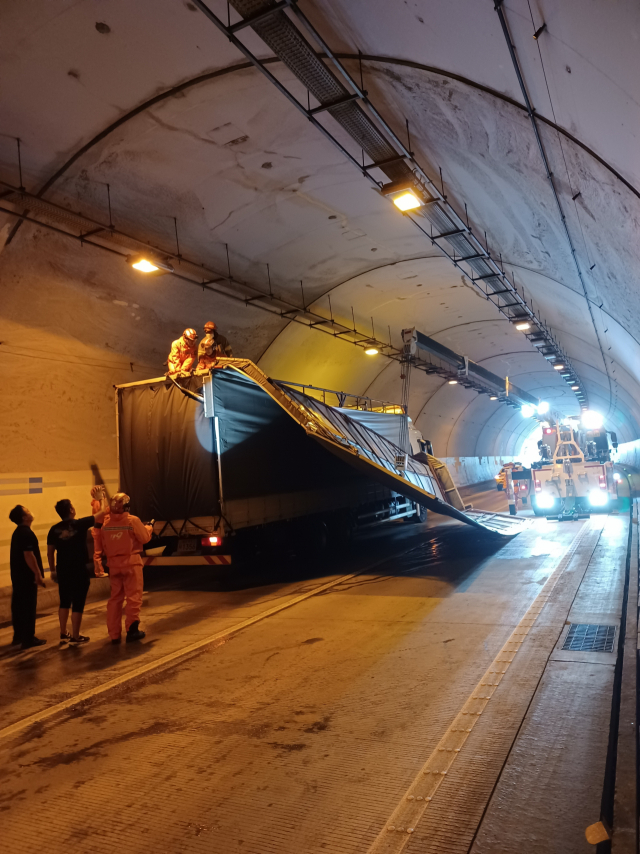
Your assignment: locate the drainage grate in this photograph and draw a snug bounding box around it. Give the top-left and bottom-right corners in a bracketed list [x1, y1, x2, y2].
[562, 623, 616, 652]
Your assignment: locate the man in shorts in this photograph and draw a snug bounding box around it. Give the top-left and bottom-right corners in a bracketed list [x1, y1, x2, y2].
[47, 498, 95, 644]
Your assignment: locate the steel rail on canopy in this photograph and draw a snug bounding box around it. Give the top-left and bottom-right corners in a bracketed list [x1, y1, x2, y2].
[189, 0, 587, 409]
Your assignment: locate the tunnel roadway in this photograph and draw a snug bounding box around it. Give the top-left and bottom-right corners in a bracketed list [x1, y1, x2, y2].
[0, 485, 631, 853]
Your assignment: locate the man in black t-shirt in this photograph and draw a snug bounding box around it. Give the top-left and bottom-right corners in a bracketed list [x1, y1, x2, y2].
[47, 499, 94, 645]
[9, 505, 47, 650]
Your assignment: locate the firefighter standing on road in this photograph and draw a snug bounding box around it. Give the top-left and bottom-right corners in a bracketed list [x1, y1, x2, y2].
[95, 493, 152, 644]
[167, 328, 199, 375]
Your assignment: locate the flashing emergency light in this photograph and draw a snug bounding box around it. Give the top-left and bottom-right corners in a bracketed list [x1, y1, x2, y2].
[536, 494, 555, 509]
[582, 410, 604, 429]
[537, 401, 550, 414]
[521, 404, 535, 418]
[614, 472, 622, 482]
[364, 347, 379, 356]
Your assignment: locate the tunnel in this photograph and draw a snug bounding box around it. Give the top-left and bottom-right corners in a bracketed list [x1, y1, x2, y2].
[1, 2, 640, 852]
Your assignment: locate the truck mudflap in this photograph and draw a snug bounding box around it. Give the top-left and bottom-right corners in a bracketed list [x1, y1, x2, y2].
[212, 360, 528, 537]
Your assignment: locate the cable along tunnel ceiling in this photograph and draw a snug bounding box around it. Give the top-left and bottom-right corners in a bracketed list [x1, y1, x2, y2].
[1, 0, 640, 459]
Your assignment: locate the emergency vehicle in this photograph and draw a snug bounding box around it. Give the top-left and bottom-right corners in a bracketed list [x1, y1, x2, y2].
[530, 422, 619, 518]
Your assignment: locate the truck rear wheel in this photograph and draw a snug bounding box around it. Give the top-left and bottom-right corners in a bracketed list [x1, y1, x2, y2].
[412, 504, 428, 523]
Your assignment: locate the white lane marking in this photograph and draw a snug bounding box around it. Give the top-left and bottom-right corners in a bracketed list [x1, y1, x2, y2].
[0, 549, 408, 743]
[366, 520, 597, 854]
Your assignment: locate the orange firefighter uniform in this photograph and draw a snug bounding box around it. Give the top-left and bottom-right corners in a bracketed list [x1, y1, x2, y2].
[97, 505, 152, 640]
[196, 334, 218, 372]
[167, 329, 198, 375]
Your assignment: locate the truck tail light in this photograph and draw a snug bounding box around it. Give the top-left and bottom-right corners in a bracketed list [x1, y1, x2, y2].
[201, 535, 222, 547]
[534, 479, 541, 493]
[599, 474, 606, 489]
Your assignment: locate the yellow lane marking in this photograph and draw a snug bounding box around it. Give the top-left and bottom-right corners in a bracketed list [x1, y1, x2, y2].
[0, 551, 402, 744]
[366, 520, 597, 854]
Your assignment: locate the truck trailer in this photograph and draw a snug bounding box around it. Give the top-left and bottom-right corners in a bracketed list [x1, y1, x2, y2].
[114, 359, 525, 567]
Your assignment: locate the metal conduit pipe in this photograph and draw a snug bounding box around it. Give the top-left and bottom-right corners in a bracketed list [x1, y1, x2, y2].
[493, 0, 610, 413]
[191, 0, 588, 409]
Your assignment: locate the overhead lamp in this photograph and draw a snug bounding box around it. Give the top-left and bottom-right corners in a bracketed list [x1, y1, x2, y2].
[364, 347, 379, 356]
[448, 379, 458, 385]
[521, 404, 535, 417]
[512, 319, 531, 331]
[537, 401, 550, 414]
[127, 253, 174, 275]
[553, 364, 565, 370]
[490, 395, 498, 401]
[571, 385, 580, 390]
[381, 180, 425, 212]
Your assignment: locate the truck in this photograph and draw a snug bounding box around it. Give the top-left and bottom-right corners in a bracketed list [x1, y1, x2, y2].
[114, 358, 524, 568]
[530, 421, 619, 518]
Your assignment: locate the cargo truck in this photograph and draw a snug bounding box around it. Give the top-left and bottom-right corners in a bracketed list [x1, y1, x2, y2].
[114, 359, 524, 567]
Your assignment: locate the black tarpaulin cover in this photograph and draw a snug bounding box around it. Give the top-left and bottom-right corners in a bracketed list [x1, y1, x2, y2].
[212, 368, 372, 500]
[118, 377, 218, 521]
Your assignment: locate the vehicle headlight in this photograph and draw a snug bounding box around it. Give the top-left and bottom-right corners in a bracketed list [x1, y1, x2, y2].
[588, 490, 608, 507]
[536, 494, 555, 509]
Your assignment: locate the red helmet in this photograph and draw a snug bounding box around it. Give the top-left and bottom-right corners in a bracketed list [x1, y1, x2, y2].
[183, 328, 198, 343]
[204, 321, 217, 333]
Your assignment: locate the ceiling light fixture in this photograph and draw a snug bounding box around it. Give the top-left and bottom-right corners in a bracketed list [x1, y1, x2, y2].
[364, 347, 379, 356]
[512, 319, 531, 331]
[381, 180, 425, 212]
[571, 385, 580, 390]
[126, 254, 174, 275]
[553, 364, 565, 370]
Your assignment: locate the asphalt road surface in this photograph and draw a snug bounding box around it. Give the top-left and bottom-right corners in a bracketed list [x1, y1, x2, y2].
[0, 485, 625, 853]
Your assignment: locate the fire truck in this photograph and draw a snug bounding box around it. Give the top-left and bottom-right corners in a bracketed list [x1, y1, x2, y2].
[530, 421, 619, 518]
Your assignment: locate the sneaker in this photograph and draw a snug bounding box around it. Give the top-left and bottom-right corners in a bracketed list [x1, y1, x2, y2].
[21, 637, 47, 650]
[60, 632, 71, 642]
[126, 621, 146, 643]
[69, 635, 89, 645]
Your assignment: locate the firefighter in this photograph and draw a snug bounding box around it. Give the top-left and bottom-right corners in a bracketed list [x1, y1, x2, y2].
[195, 334, 217, 373]
[167, 328, 199, 375]
[202, 321, 233, 358]
[95, 492, 152, 644]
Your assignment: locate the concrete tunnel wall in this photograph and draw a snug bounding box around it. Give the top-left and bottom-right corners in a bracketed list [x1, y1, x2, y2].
[2, 0, 640, 558]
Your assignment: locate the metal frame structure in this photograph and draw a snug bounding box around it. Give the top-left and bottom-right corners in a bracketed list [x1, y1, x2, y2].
[189, 0, 587, 409]
[0, 181, 532, 407]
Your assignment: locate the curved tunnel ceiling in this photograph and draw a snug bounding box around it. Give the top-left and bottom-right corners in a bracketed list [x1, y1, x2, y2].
[2, 0, 640, 461]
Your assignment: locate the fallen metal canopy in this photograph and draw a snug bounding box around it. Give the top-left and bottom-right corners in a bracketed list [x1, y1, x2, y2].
[213, 359, 528, 536]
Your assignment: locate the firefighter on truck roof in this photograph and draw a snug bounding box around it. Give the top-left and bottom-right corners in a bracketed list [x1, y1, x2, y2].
[167, 328, 199, 376]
